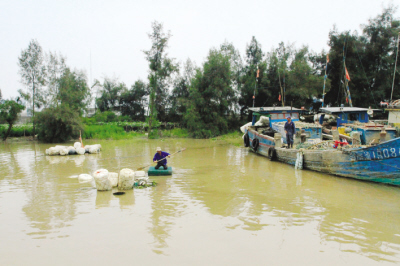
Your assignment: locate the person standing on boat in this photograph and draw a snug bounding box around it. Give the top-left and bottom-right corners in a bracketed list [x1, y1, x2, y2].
[153, 147, 171, 170]
[284, 116, 296, 149]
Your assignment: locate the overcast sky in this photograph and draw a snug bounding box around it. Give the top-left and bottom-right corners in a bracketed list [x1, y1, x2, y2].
[1, 0, 398, 99]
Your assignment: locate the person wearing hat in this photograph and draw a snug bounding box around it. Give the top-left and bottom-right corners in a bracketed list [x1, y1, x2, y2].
[284, 115, 296, 149]
[153, 147, 171, 170]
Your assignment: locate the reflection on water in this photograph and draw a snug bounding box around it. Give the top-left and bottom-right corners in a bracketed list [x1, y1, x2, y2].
[1, 139, 400, 263]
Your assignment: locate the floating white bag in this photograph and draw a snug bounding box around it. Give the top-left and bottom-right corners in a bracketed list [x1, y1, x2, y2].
[118, 168, 135, 190]
[89, 146, 100, 154]
[88, 144, 101, 154]
[76, 147, 86, 155]
[78, 174, 93, 182]
[108, 172, 119, 187]
[135, 171, 146, 178]
[74, 142, 82, 149]
[59, 148, 69, 156]
[48, 147, 59, 156]
[93, 169, 112, 191]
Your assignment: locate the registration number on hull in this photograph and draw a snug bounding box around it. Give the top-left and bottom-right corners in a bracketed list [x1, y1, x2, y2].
[351, 148, 400, 161]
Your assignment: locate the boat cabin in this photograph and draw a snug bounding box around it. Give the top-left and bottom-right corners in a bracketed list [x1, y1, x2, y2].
[249, 107, 300, 127]
[319, 107, 369, 127]
[248, 107, 322, 143]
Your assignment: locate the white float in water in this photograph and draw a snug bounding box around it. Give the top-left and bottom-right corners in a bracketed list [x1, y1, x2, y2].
[93, 169, 112, 191]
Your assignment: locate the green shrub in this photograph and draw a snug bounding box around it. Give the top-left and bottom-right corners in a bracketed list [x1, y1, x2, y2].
[35, 106, 82, 143]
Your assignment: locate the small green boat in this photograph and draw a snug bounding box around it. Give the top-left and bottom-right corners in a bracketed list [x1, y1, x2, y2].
[148, 166, 173, 176]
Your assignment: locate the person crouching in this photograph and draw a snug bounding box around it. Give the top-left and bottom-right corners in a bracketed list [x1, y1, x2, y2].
[153, 147, 171, 170]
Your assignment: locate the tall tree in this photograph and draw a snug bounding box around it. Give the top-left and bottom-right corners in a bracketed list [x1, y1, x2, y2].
[184, 48, 235, 138]
[169, 59, 196, 122]
[144, 21, 178, 136]
[46, 51, 67, 107]
[362, 6, 400, 103]
[119, 80, 149, 121]
[285, 46, 327, 107]
[325, 7, 400, 108]
[96, 78, 126, 112]
[18, 39, 46, 136]
[57, 68, 91, 114]
[239, 36, 267, 118]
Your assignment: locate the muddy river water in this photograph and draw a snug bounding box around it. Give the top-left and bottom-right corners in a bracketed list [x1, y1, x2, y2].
[1, 138, 400, 265]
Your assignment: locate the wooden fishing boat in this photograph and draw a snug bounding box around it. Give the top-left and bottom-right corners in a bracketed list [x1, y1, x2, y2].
[243, 107, 400, 186]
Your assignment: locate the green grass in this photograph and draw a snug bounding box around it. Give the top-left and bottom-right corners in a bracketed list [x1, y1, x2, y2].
[160, 128, 189, 138]
[82, 124, 145, 140]
[82, 124, 188, 140]
[0, 124, 34, 139]
[211, 131, 244, 146]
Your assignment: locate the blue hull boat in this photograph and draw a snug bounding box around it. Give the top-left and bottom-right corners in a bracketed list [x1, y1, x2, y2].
[243, 107, 400, 186]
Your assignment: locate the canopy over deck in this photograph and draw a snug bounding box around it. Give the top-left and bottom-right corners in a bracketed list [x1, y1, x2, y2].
[249, 107, 302, 113]
[320, 107, 369, 114]
[249, 107, 301, 126]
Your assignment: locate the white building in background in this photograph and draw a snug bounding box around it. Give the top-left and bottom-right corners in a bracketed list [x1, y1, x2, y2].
[16, 109, 31, 124]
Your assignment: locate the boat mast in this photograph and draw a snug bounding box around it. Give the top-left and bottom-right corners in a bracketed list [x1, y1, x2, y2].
[342, 39, 353, 107]
[322, 54, 329, 107]
[253, 67, 259, 107]
[390, 32, 400, 104]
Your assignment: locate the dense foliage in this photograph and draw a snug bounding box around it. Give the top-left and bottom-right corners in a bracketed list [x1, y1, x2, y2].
[0, 99, 25, 140]
[34, 69, 90, 142]
[35, 105, 82, 143]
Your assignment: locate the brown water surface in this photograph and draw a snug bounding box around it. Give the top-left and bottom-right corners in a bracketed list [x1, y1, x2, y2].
[1, 139, 400, 265]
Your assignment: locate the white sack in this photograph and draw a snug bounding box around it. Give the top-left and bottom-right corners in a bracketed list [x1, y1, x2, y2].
[59, 148, 69, 156]
[76, 147, 86, 155]
[78, 174, 93, 182]
[108, 172, 119, 187]
[240, 122, 253, 133]
[74, 142, 82, 149]
[118, 168, 135, 190]
[48, 147, 60, 156]
[93, 169, 112, 191]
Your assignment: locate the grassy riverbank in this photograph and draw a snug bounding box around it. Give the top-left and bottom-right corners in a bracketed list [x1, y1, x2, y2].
[0, 124, 34, 139]
[1, 123, 242, 145]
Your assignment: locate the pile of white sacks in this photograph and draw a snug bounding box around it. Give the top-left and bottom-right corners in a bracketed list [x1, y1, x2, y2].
[82, 168, 149, 191]
[46, 142, 101, 156]
[240, 116, 270, 133]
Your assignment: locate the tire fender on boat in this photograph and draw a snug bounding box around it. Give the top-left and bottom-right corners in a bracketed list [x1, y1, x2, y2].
[244, 133, 250, 147]
[252, 138, 259, 151]
[268, 147, 276, 161]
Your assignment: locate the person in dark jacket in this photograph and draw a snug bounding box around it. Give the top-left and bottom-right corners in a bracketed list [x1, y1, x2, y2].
[153, 147, 171, 169]
[284, 116, 296, 148]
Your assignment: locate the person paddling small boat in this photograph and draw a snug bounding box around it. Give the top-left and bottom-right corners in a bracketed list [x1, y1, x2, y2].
[153, 147, 171, 170]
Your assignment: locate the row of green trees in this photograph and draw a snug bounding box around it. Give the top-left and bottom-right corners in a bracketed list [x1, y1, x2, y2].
[10, 6, 400, 141]
[95, 7, 399, 137]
